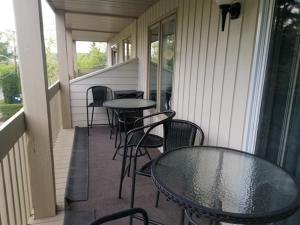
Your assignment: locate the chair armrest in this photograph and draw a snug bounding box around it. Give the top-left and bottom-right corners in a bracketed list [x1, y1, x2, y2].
[87, 208, 149, 225]
[133, 111, 167, 127]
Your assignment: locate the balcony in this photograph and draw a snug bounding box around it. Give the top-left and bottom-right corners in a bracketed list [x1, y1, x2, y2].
[1, 0, 300, 225]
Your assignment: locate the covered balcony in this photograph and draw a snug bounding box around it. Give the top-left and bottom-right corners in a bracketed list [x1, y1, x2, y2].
[1, 0, 300, 225]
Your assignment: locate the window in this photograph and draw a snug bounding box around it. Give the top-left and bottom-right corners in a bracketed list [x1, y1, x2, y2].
[123, 37, 132, 61]
[148, 15, 176, 111]
[111, 44, 119, 65]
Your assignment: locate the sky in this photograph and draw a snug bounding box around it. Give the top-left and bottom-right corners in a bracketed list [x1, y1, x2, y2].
[0, 0, 15, 31]
[0, 0, 106, 53]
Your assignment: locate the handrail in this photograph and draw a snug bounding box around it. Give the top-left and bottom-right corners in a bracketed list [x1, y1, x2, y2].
[0, 108, 25, 161]
[48, 80, 60, 100]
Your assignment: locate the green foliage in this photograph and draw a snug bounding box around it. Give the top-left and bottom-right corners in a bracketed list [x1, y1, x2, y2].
[77, 42, 107, 74]
[45, 38, 58, 85]
[0, 100, 22, 122]
[0, 61, 21, 104]
[0, 32, 13, 60]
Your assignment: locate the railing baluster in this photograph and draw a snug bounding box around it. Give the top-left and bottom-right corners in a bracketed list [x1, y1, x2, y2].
[15, 141, 27, 225]
[0, 108, 37, 224]
[20, 136, 31, 218]
[3, 155, 16, 225]
[0, 160, 10, 225]
[22, 133, 33, 216]
[8, 149, 22, 225]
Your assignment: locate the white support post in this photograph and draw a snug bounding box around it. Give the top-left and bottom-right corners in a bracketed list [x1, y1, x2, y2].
[56, 11, 72, 128]
[107, 43, 112, 67]
[73, 41, 79, 77]
[12, 0, 56, 218]
[66, 30, 75, 79]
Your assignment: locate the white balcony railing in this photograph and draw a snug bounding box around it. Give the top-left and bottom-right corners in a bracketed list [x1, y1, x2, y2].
[0, 80, 62, 224]
[0, 109, 33, 225]
[49, 81, 62, 142]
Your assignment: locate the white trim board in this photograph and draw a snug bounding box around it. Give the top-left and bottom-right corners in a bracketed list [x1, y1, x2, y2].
[70, 58, 138, 84]
[243, 0, 275, 154]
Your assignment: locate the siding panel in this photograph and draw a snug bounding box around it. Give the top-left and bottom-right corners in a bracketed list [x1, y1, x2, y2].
[69, 59, 138, 127]
[109, 0, 259, 149]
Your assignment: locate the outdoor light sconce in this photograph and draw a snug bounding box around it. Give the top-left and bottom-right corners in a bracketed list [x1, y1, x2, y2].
[216, 0, 241, 31]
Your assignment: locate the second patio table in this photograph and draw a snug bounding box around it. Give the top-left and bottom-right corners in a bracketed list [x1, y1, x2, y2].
[151, 146, 300, 225]
[103, 98, 156, 111]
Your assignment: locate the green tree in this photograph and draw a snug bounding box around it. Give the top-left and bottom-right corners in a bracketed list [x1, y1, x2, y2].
[0, 33, 13, 60]
[77, 42, 107, 74]
[0, 33, 21, 104]
[1, 72, 20, 104]
[45, 38, 58, 85]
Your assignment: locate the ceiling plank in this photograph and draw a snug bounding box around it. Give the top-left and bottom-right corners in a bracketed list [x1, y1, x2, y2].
[64, 10, 137, 19]
[68, 28, 118, 34]
[47, 0, 159, 18]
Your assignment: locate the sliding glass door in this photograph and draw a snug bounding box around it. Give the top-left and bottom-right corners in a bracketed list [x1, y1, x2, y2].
[148, 15, 176, 111]
[256, 1, 300, 224]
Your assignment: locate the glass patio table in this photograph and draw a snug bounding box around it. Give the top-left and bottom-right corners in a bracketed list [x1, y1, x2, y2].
[103, 98, 156, 111]
[151, 146, 300, 224]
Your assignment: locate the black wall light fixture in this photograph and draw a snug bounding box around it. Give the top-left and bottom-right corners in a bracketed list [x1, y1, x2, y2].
[216, 0, 241, 31]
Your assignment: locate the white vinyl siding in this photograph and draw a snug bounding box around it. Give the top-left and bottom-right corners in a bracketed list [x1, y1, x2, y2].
[138, 0, 259, 149]
[106, 0, 260, 150]
[69, 59, 138, 127]
[108, 21, 137, 66]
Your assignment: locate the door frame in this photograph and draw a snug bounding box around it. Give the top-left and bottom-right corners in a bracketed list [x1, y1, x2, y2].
[243, 0, 276, 153]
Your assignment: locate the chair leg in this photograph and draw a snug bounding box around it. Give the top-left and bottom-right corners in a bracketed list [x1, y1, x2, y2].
[144, 148, 152, 160]
[106, 108, 111, 126]
[181, 209, 185, 225]
[118, 145, 128, 199]
[130, 150, 138, 209]
[114, 120, 119, 148]
[86, 105, 90, 136]
[112, 147, 119, 160]
[91, 106, 95, 128]
[127, 147, 133, 177]
[117, 122, 123, 149]
[129, 151, 139, 225]
[155, 191, 160, 208]
[110, 110, 114, 139]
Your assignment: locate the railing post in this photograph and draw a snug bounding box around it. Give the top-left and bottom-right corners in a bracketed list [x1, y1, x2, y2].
[56, 11, 72, 128]
[12, 0, 56, 219]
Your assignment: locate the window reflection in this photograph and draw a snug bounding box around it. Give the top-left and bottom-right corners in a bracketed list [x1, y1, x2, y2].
[160, 18, 175, 111]
[123, 37, 131, 61]
[149, 26, 159, 102]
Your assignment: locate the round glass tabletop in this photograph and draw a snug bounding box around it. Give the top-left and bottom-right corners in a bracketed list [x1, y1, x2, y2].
[103, 99, 156, 110]
[151, 146, 300, 224]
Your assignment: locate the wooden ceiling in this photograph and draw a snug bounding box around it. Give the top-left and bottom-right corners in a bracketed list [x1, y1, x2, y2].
[48, 0, 159, 18]
[47, 0, 158, 41]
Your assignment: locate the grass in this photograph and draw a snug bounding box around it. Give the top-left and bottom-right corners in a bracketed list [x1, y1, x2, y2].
[0, 100, 23, 122]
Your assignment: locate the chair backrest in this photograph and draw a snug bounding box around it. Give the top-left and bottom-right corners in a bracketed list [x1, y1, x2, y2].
[86, 86, 113, 106]
[115, 90, 144, 99]
[126, 111, 176, 150]
[164, 119, 204, 152]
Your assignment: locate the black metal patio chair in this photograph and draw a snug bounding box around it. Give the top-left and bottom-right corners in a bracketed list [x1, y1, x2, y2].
[118, 111, 176, 200]
[87, 208, 149, 225]
[112, 91, 144, 150]
[86, 86, 113, 136]
[133, 119, 205, 208]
